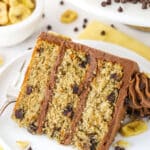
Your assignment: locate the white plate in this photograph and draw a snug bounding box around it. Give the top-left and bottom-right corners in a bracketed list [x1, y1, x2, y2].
[0, 40, 150, 150]
[66, 0, 150, 27]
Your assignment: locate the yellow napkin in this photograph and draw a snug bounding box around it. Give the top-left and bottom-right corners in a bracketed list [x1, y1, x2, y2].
[78, 21, 150, 61]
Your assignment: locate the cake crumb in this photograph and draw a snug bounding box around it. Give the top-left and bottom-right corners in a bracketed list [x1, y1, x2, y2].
[114, 140, 129, 148]
[100, 30, 106, 36]
[16, 141, 30, 149]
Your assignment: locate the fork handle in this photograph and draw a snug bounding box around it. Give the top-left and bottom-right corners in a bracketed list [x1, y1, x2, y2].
[0, 100, 16, 116]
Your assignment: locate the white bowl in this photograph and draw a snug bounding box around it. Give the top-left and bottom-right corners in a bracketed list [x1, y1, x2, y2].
[0, 0, 44, 47]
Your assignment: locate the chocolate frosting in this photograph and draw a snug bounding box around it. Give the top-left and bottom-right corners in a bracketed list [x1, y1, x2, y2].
[128, 73, 150, 116]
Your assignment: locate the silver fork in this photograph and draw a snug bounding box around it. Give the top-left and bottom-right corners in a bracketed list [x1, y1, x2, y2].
[0, 60, 27, 116]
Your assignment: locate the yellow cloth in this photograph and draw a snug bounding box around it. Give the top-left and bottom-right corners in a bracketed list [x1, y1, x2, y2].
[78, 21, 150, 61]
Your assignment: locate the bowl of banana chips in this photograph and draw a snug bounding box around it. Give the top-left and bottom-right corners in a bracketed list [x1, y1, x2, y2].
[0, 0, 43, 47]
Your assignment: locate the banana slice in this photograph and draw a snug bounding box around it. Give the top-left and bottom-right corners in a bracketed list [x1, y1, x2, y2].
[22, 0, 35, 9]
[16, 141, 30, 149]
[9, 4, 31, 24]
[60, 9, 78, 24]
[120, 120, 148, 137]
[2, 0, 9, 4]
[9, 0, 21, 7]
[0, 2, 9, 25]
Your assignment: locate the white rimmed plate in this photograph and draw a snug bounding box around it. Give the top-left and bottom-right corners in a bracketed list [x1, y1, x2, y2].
[0, 40, 150, 150]
[66, 0, 150, 27]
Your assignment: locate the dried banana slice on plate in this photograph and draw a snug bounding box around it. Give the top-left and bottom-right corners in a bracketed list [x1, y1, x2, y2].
[120, 120, 148, 137]
[60, 9, 78, 24]
[0, 2, 9, 25]
[9, 4, 32, 24]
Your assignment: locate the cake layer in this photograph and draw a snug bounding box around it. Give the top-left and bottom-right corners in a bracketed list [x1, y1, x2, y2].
[44, 48, 90, 141]
[73, 61, 123, 150]
[12, 40, 61, 132]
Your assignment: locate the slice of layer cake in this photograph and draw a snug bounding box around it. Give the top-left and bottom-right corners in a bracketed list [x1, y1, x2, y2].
[12, 32, 139, 150]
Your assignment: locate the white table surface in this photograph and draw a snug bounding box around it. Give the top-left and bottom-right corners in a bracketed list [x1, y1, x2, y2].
[0, 0, 150, 71]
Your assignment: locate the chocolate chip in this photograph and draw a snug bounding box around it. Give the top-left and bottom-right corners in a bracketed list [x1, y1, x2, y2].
[110, 24, 116, 28]
[127, 107, 133, 115]
[124, 97, 130, 105]
[82, 24, 87, 28]
[60, 0, 64, 5]
[133, 109, 140, 116]
[74, 27, 79, 32]
[15, 109, 24, 119]
[79, 55, 90, 68]
[83, 18, 88, 23]
[110, 73, 117, 79]
[26, 86, 33, 95]
[110, 73, 121, 81]
[115, 146, 125, 150]
[115, 0, 120, 2]
[63, 104, 74, 119]
[100, 30, 106, 36]
[72, 84, 79, 94]
[28, 123, 37, 133]
[100, 0, 150, 11]
[28, 47, 32, 50]
[54, 127, 61, 131]
[142, 2, 147, 9]
[107, 92, 116, 103]
[101, 1, 107, 7]
[42, 13, 45, 18]
[37, 47, 44, 54]
[140, 82, 145, 90]
[47, 25, 52, 30]
[28, 147, 32, 150]
[90, 138, 97, 150]
[118, 6, 123, 12]
[106, 0, 111, 5]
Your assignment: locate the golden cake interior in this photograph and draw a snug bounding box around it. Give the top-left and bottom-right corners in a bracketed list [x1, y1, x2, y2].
[44, 48, 89, 142]
[12, 41, 60, 133]
[73, 60, 123, 150]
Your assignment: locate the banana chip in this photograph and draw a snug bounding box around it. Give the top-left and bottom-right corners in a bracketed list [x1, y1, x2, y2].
[120, 120, 148, 137]
[60, 9, 78, 24]
[9, 4, 32, 24]
[1, 0, 35, 26]
[0, 2, 9, 25]
[22, 0, 35, 9]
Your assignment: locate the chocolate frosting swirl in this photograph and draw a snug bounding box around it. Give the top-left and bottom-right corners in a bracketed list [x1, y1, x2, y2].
[128, 73, 150, 116]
